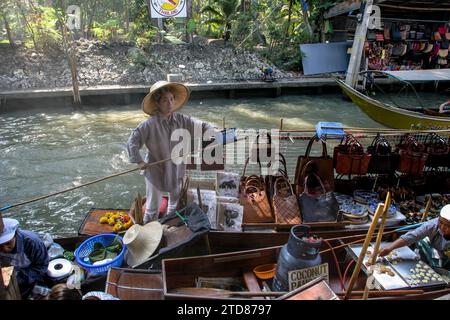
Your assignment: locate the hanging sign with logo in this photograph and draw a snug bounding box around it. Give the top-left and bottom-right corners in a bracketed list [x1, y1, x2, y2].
[150, 0, 187, 18]
[288, 263, 329, 291]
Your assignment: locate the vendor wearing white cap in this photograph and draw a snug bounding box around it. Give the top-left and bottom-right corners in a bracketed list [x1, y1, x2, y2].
[379, 204, 450, 267]
[0, 218, 49, 299]
[127, 81, 217, 224]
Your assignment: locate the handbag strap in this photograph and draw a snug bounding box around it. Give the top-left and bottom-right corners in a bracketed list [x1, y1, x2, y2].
[304, 173, 326, 195]
[274, 176, 294, 197]
[305, 134, 328, 158]
[245, 175, 264, 189]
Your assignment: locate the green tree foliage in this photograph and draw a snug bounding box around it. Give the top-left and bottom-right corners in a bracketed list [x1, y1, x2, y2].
[201, 0, 240, 41]
[1, 0, 349, 70]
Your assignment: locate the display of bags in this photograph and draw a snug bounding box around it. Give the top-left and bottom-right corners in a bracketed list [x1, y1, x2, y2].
[294, 135, 334, 194]
[367, 134, 394, 174]
[334, 134, 372, 176]
[395, 134, 428, 175]
[424, 133, 449, 168]
[298, 173, 339, 223]
[272, 176, 301, 225]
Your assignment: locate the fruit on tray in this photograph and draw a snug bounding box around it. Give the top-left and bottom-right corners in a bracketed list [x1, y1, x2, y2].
[99, 211, 133, 231]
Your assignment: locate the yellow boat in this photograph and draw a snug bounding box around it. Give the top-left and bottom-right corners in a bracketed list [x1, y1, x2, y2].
[335, 78, 450, 130]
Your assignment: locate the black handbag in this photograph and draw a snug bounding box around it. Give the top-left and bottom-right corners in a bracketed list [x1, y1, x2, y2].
[367, 134, 394, 174]
[298, 173, 339, 223]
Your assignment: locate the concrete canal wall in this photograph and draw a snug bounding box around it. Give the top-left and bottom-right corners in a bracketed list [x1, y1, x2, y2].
[0, 77, 447, 112]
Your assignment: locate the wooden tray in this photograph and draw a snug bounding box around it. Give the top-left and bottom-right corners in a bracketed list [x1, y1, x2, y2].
[78, 208, 129, 236]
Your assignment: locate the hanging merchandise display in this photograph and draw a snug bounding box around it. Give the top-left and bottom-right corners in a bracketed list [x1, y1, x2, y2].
[366, 20, 450, 70]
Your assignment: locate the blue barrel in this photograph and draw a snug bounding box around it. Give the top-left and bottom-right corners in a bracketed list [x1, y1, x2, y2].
[273, 225, 322, 291]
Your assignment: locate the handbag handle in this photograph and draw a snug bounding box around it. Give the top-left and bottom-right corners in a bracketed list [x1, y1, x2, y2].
[304, 173, 327, 195]
[304, 134, 328, 158]
[255, 132, 272, 163]
[245, 175, 264, 189]
[274, 176, 294, 197]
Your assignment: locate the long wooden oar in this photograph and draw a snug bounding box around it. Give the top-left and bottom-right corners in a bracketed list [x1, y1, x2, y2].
[363, 192, 392, 300]
[344, 202, 385, 300]
[170, 287, 287, 298]
[337, 289, 425, 298]
[420, 196, 432, 223]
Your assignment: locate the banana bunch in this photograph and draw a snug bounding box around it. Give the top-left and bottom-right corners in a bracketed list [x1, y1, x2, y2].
[99, 211, 133, 232]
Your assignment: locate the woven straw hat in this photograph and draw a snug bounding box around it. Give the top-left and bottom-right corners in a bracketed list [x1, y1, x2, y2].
[122, 221, 163, 267]
[142, 81, 190, 115]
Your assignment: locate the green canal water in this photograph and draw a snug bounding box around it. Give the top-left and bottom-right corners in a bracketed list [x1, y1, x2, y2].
[0, 93, 443, 237]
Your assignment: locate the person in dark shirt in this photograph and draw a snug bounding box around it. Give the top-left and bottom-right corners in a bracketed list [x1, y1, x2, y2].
[0, 218, 49, 299]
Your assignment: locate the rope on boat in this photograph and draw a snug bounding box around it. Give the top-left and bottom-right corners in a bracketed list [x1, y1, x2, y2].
[1, 123, 448, 212]
[319, 222, 423, 254]
[0, 136, 247, 212]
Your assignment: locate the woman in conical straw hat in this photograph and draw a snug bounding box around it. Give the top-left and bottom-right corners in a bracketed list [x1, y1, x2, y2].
[126, 81, 217, 224]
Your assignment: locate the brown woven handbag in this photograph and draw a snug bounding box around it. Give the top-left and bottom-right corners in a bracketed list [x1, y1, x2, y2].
[240, 178, 274, 223]
[272, 176, 302, 224]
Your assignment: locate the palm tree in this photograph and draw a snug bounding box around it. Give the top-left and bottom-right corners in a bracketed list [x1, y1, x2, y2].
[201, 0, 240, 41]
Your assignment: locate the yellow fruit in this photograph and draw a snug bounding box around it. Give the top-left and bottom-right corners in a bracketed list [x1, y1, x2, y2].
[104, 212, 113, 218]
[123, 220, 133, 230]
[99, 216, 108, 224]
[107, 217, 116, 226]
[112, 213, 121, 220]
[113, 222, 123, 232]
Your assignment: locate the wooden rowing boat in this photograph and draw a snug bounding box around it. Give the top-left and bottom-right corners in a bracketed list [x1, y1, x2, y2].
[102, 239, 449, 300]
[335, 78, 450, 129]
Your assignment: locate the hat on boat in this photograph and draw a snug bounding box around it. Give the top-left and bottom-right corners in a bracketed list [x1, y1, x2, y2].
[423, 43, 434, 54]
[142, 81, 190, 116]
[122, 221, 163, 267]
[0, 218, 19, 245]
[438, 48, 449, 58]
[440, 204, 450, 222]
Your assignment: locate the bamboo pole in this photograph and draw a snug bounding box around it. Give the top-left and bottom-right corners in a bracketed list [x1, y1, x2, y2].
[344, 202, 384, 300]
[420, 196, 432, 223]
[363, 192, 391, 299]
[379, 4, 450, 12]
[369, 192, 392, 265]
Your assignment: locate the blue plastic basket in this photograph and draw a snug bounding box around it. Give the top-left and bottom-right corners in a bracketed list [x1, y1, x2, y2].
[75, 233, 126, 274]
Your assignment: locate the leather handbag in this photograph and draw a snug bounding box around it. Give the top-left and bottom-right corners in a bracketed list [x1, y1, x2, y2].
[391, 23, 401, 40]
[294, 135, 334, 194]
[239, 158, 273, 223]
[367, 134, 394, 174]
[395, 134, 428, 175]
[298, 174, 339, 223]
[240, 178, 274, 223]
[334, 134, 372, 176]
[265, 153, 288, 206]
[424, 133, 449, 168]
[272, 176, 301, 225]
[272, 177, 302, 224]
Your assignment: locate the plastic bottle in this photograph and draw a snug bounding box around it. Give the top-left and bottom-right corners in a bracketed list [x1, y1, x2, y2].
[32, 285, 50, 297]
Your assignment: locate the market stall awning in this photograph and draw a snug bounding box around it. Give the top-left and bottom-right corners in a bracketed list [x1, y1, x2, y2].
[382, 69, 450, 82]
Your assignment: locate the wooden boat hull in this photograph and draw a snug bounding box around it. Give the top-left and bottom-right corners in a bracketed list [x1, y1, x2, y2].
[162, 245, 450, 300]
[336, 79, 450, 129]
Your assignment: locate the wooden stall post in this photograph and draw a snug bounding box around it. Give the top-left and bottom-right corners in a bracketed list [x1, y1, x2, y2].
[420, 196, 432, 223]
[363, 192, 392, 299]
[344, 202, 384, 299]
